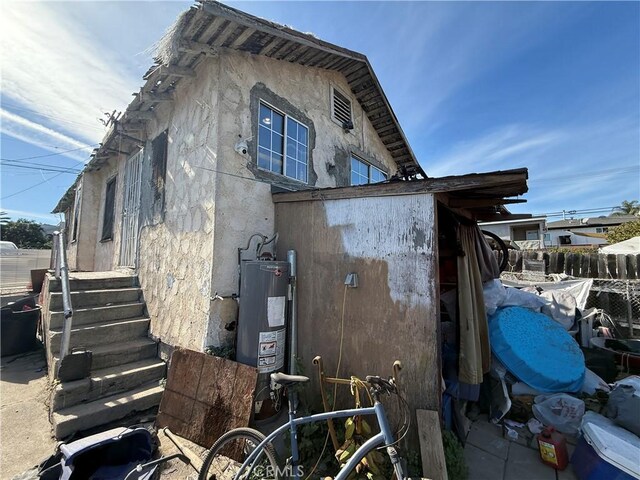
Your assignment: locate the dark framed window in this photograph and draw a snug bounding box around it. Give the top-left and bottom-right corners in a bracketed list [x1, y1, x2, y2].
[71, 184, 82, 242]
[350, 156, 387, 186]
[152, 130, 168, 201]
[100, 176, 117, 241]
[258, 102, 308, 182]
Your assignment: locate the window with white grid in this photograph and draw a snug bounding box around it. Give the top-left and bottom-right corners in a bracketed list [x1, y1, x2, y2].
[350, 156, 387, 186]
[258, 102, 308, 183]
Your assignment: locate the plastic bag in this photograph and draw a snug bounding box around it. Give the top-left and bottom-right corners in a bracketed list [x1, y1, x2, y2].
[502, 287, 548, 311]
[580, 368, 611, 395]
[540, 290, 576, 330]
[532, 393, 585, 435]
[606, 377, 640, 436]
[484, 279, 506, 316]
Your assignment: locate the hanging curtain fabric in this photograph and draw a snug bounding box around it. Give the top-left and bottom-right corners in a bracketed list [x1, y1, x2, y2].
[457, 223, 491, 385]
[475, 228, 501, 282]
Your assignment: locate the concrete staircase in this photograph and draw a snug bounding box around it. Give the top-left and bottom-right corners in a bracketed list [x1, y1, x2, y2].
[42, 272, 165, 439]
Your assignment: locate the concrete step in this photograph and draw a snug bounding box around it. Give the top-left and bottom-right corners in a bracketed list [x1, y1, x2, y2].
[52, 338, 159, 373]
[48, 287, 141, 310]
[49, 317, 150, 353]
[51, 359, 166, 411]
[48, 275, 138, 292]
[49, 302, 145, 329]
[52, 383, 164, 439]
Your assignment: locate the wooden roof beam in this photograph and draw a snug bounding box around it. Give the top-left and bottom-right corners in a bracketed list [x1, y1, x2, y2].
[158, 65, 196, 77]
[449, 198, 527, 208]
[178, 39, 218, 56]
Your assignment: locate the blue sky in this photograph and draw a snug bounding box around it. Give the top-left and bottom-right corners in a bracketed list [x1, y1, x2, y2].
[1, 1, 638, 224]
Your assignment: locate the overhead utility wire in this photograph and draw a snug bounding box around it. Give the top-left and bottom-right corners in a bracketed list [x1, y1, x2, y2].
[2, 103, 107, 131]
[0, 172, 65, 201]
[1, 158, 84, 171]
[0, 163, 81, 175]
[0, 144, 98, 161]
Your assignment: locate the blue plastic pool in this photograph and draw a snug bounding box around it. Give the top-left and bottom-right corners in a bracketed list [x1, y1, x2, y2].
[489, 306, 585, 392]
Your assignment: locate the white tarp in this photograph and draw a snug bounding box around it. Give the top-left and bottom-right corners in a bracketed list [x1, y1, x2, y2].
[500, 277, 594, 310]
[599, 236, 640, 255]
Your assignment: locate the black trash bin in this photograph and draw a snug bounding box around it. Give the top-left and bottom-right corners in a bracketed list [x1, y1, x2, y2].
[1, 301, 41, 357]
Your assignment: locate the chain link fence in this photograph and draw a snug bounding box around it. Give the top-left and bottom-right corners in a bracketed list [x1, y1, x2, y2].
[587, 279, 640, 337]
[499, 271, 639, 337]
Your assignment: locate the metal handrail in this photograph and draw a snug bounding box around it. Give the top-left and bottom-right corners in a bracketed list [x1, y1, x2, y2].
[52, 231, 73, 370]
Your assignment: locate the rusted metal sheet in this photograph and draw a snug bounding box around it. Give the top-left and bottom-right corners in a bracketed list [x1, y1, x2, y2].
[156, 348, 257, 448]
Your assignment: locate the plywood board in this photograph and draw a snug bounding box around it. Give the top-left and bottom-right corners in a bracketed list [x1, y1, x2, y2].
[417, 409, 448, 480]
[156, 348, 257, 448]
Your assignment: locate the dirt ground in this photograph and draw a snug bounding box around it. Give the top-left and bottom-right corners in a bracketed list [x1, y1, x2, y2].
[0, 349, 57, 479]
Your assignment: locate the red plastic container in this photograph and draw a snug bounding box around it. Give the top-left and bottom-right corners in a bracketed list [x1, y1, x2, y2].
[537, 427, 569, 470]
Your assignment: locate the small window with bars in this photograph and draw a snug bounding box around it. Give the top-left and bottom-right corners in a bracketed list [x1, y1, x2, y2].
[350, 156, 387, 186]
[101, 176, 117, 242]
[331, 86, 353, 128]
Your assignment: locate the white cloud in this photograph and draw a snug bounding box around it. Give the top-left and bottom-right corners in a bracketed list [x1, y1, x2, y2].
[2, 208, 61, 224]
[0, 1, 139, 145]
[426, 124, 562, 178]
[0, 109, 94, 162]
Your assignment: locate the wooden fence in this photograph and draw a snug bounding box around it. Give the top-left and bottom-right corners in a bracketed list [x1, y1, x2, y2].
[506, 250, 640, 280]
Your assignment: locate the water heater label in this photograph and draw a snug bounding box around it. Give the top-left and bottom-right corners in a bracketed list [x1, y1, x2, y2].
[257, 329, 286, 373]
[267, 296, 286, 327]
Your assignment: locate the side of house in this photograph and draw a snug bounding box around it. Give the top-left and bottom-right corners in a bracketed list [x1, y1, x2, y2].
[547, 215, 637, 247]
[479, 216, 546, 249]
[54, 2, 419, 353]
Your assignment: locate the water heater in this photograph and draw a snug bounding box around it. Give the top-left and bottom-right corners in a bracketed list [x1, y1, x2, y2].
[237, 260, 289, 416]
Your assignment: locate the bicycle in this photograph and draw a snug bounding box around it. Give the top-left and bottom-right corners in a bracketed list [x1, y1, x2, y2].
[198, 372, 409, 480]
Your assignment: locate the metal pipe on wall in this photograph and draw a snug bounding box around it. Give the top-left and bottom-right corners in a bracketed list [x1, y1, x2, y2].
[288, 249, 297, 375]
[53, 231, 74, 366]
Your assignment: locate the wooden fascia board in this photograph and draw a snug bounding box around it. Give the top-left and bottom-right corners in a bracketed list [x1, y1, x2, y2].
[272, 172, 528, 204]
[201, 2, 365, 62]
[448, 198, 527, 208]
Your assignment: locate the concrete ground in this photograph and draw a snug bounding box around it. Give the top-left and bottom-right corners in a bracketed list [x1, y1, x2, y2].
[0, 347, 206, 479]
[464, 416, 578, 480]
[1, 349, 57, 479]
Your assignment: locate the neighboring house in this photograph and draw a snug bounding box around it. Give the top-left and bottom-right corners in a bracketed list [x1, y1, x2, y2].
[546, 215, 638, 247]
[479, 216, 546, 249]
[49, 1, 529, 438]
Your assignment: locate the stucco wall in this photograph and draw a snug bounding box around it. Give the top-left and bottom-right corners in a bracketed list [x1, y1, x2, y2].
[93, 157, 126, 272]
[130, 55, 222, 351]
[204, 50, 400, 346]
[275, 193, 440, 442]
[548, 227, 609, 246]
[68, 49, 406, 352]
[67, 175, 100, 272]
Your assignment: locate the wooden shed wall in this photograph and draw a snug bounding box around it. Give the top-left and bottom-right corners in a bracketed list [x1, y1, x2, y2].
[275, 193, 441, 433]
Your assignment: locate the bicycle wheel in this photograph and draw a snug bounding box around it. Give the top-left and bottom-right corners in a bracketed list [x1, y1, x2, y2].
[481, 229, 509, 273]
[199, 427, 280, 480]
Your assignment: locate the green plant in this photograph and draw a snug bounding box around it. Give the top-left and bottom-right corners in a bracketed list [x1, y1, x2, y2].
[611, 200, 640, 217]
[442, 431, 468, 480]
[606, 220, 640, 244]
[204, 345, 235, 360]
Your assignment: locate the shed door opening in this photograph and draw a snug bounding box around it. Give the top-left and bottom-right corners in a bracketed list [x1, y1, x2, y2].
[119, 150, 143, 267]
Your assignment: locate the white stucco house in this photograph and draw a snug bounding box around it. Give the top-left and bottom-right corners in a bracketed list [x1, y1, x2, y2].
[47, 1, 531, 440]
[53, 1, 427, 354]
[546, 215, 638, 247]
[479, 215, 547, 249]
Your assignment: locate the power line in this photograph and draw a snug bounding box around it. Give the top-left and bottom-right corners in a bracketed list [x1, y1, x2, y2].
[0, 144, 97, 162]
[1, 163, 81, 175]
[1, 158, 82, 170]
[1, 172, 65, 201]
[2, 103, 107, 131]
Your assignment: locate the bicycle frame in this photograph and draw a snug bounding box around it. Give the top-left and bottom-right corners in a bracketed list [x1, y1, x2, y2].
[235, 397, 405, 480]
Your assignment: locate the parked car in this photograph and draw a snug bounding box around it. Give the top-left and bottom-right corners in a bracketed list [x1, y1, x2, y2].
[0, 241, 20, 255]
